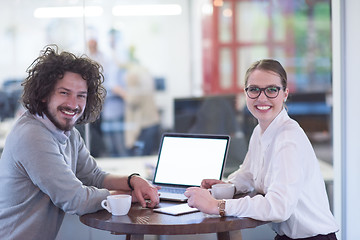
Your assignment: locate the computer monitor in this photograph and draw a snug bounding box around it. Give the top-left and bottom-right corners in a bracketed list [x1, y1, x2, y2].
[173, 94, 248, 177]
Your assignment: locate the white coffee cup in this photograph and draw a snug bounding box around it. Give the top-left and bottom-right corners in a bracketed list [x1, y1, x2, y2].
[211, 183, 235, 199]
[101, 194, 132, 216]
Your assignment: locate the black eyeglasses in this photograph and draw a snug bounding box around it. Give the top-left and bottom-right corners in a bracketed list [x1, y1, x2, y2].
[245, 86, 284, 99]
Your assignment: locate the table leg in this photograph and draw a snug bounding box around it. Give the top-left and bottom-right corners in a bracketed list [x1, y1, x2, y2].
[217, 231, 230, 240]
[126, 234, 145, 240]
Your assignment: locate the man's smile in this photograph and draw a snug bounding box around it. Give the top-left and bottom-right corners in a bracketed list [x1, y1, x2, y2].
[59, 107, 81, 117]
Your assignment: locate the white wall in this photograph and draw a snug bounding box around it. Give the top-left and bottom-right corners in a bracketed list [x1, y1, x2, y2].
[333, 0, 360, 239]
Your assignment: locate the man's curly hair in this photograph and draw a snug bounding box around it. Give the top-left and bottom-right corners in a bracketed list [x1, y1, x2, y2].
[21, 45, 106, 124]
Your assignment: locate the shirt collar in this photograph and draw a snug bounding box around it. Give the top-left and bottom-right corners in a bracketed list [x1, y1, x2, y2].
[260, 108, 289, 145]
[35, 113, 70, 143]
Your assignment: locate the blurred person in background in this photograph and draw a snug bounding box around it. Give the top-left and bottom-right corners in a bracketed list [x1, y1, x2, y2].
[123, 46, 160, 156]
[88, 37, 128, 157]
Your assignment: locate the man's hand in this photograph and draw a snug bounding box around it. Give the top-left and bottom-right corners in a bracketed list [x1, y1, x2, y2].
[103, 174, 160, 208]
[130, 176, 160, 208]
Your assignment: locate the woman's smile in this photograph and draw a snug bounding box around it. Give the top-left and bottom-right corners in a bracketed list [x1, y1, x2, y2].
[255, 105, 271, 111]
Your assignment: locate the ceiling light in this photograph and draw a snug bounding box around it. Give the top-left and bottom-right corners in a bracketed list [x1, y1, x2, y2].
[34, 6, 103, 18]
[202, 3, 213, 15]
[213, 0, 224, 7]
[223, 8, 232, 17]
[112, 4, 182, 16]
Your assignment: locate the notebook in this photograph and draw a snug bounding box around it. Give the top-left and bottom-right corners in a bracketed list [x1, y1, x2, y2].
[152, 133, 230, 202]
[153, 203, 200, 216]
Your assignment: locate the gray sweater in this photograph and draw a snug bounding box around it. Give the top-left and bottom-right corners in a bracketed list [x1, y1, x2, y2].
[0, 111, 110, 239]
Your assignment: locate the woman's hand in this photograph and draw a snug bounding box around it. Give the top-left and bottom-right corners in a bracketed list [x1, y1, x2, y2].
[201, 179, 227, 189]
[184, 187, 219, 215]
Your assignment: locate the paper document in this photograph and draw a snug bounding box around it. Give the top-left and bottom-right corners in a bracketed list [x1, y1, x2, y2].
[153, 203, 199, 216]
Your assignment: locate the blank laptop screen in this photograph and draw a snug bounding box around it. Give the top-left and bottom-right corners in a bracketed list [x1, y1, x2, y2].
[153, 134, 229, 187]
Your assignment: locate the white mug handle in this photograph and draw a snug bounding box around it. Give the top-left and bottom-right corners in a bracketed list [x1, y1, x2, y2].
[101, 199, 112, 213]
[209, 188, 216, 196]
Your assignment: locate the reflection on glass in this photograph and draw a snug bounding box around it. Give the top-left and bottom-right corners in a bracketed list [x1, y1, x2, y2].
[294, 2, 331, 92]
[272, 10, 286, 42]
[218, 1, 232, 43]
[0, 0, 332, 159]
[236, 1, 269, 43]
[220, 48, 232, 89]
[237, 46, 268, 87]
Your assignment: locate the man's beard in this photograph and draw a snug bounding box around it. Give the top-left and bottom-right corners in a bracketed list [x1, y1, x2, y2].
[44, 106, 82, 131]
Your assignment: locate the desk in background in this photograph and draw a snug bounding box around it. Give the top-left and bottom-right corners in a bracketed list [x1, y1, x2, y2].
[0, 119, 15, 153]
[95, 156, 334, 183]
[96, 156, 158, 181]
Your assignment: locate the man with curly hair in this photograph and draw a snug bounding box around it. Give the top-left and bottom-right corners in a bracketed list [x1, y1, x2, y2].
[0, 45, 159, 239]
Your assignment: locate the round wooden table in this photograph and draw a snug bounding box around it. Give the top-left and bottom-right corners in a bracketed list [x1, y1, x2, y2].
[80, 202, 268, 240]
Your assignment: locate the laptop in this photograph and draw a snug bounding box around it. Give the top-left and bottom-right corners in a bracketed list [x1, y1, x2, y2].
[152, 133, 230, 202]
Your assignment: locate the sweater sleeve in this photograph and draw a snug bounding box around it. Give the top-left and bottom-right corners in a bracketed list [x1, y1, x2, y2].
[14, 124, 109, 215]
[225, 131, 305, 222]
[73, 130, 109, 188]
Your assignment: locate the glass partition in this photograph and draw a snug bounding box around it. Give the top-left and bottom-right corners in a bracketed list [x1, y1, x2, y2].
[0, 0, 332, 174]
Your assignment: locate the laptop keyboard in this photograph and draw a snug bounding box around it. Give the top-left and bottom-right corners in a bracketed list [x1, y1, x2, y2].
[158, 186, 188, 201]
[160, 187, 186, 194]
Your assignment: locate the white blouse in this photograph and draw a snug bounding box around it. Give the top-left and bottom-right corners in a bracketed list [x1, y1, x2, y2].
[226, 109, 338, 238]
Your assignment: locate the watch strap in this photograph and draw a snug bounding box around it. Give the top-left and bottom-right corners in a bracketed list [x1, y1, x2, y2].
[127, 173, 140, 190]
[218, 200, 226, 217]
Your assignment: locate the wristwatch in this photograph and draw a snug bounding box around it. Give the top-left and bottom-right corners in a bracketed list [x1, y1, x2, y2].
[218, 200, 226, 217]
[127, 173, 140, 190]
